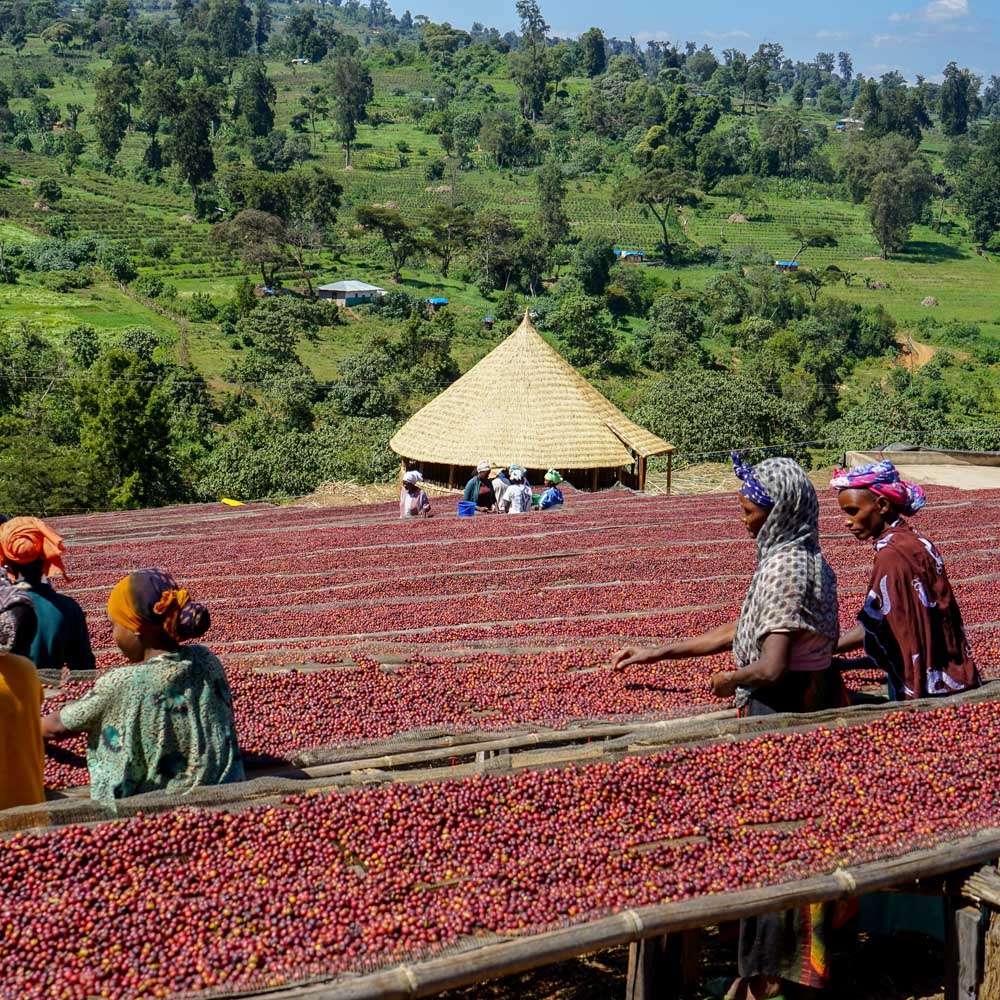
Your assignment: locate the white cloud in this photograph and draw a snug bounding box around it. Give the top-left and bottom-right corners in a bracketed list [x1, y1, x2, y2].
[703, 29, 752, 41]
[889, 0, 969, 23]
[816, 30, 848, 40]
[634, 30, 676, 44]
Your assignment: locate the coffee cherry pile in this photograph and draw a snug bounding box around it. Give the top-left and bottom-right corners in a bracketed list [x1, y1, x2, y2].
[10, 700, 1000, 999]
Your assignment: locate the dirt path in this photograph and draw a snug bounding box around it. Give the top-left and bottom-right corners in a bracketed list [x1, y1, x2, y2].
[897, 332, 937, 369]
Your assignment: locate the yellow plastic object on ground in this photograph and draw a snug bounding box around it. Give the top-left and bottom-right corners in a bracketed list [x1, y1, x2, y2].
[220, 498, 244, 507]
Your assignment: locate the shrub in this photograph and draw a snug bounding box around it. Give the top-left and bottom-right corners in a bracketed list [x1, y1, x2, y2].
[370, 289, 419, 319]
[135, 275, 165, 299]
[115, 326, 161, 357]
[98, 245, 137, 285]
[186, 291, 218, 321]
[37, 269, 92, 292]
[145, 237, 171, 260]
[37, 178, 62, 203]
[13, 235, 97, 272]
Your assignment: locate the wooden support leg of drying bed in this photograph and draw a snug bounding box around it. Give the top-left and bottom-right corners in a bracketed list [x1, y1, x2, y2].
[945, 897, 984, 1000]
[980, 910, 1000, 1000]
[638, 457, 647, 492]
[591, 468, 599, 492]
[666, 452, 672, 496]
[626, 930, 701, 1000]
[961, 866, 1000, 1000]
[448, 465, 455, 489]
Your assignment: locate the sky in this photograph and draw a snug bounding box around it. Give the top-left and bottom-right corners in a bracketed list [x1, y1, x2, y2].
[410, 0, 997, 82]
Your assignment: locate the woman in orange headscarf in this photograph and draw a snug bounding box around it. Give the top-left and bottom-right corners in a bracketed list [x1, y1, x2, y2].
[0, 517, 94, 672]
[43, 569, 244, 803]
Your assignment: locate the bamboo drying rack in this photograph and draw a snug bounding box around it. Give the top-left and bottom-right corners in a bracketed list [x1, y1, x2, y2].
[14, 681, 1000, 836]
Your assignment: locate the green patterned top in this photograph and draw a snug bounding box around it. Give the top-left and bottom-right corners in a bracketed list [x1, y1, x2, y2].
[60, 645, 244, 803]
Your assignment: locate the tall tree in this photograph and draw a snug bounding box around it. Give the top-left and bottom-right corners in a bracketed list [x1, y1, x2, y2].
[212, 208, 286, 286]
[423, 204, 474, 277]
[91, 66, 130, 169]
[355, 204, 420, 282]
[170, 84, 219, 197]
[60, 130, 85, 175]
[957, 124, 1000, 246]
[579, 27, 605, 78]
[327, 54, 373, 167]
[510, 0, 552, 120]
[253, 0, 271, 52]
[724, 49, 750, 112]
[866, 160, 934, 259]
[536, 160, 569, 247]
[233, 57, 276, 137]
[300, 89, 328, 135]
[206, 0, 253, 60]
[838, 51, 853, 83]
[615, 169, 695, 260]
[77, 351, 183, 509]
[939, 62, 981, 137]
[140, 65, 181, 140]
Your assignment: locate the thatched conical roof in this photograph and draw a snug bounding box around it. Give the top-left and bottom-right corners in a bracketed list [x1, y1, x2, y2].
[389, 312, 672, 470]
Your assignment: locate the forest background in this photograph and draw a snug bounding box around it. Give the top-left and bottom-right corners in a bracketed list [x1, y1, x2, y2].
[1, 0, 1000, 512]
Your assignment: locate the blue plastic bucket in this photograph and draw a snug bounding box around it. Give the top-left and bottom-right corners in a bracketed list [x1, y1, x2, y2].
[457, 500, 477, 517]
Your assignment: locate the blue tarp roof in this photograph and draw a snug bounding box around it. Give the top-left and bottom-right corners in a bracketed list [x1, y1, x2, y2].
[427, 297, 449, 304]
[775, 260, 799, 267]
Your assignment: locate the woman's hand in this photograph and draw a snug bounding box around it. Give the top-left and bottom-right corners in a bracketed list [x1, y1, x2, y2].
[709, 671, 740, 698]
[610, 646, 657, 670]
[41, 711, 72, 741]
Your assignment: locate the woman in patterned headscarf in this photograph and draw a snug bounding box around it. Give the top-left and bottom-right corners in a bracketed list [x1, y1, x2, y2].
[42, 569, 244, 804]
[612, 454, 844, 716]
[612, 456, 848, 1000]
[831, 460, 979, 701]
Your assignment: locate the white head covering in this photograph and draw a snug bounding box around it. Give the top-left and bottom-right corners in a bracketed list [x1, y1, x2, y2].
[476, 461, 491, 473]
[403, 470, 423, 485]
[509, 465, 526, 482]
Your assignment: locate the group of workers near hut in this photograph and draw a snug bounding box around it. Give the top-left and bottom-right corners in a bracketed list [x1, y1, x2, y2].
[400, 462, 566, 517]
[0, 456, 981, 999]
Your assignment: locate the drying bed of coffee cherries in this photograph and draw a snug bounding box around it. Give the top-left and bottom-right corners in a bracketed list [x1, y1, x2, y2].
[9, 700, 1000, 999]
[38, 487, 1000, 788]
[40, 645, 734, 789]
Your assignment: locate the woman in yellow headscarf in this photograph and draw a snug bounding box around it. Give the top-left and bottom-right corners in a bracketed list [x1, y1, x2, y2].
[43, 568, 244, 804]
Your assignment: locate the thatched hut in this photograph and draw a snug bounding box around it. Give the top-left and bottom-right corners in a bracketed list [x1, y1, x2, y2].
[389, 312, 673, 491]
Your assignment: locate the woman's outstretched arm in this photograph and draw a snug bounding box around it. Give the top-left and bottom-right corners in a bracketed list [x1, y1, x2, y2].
[610, 620, 738, 670]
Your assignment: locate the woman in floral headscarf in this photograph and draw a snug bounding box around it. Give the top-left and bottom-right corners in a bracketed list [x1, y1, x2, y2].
[831, 460, 979, 701]
[42, 568, 244, 804]
[613, 455, 848, 1000]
